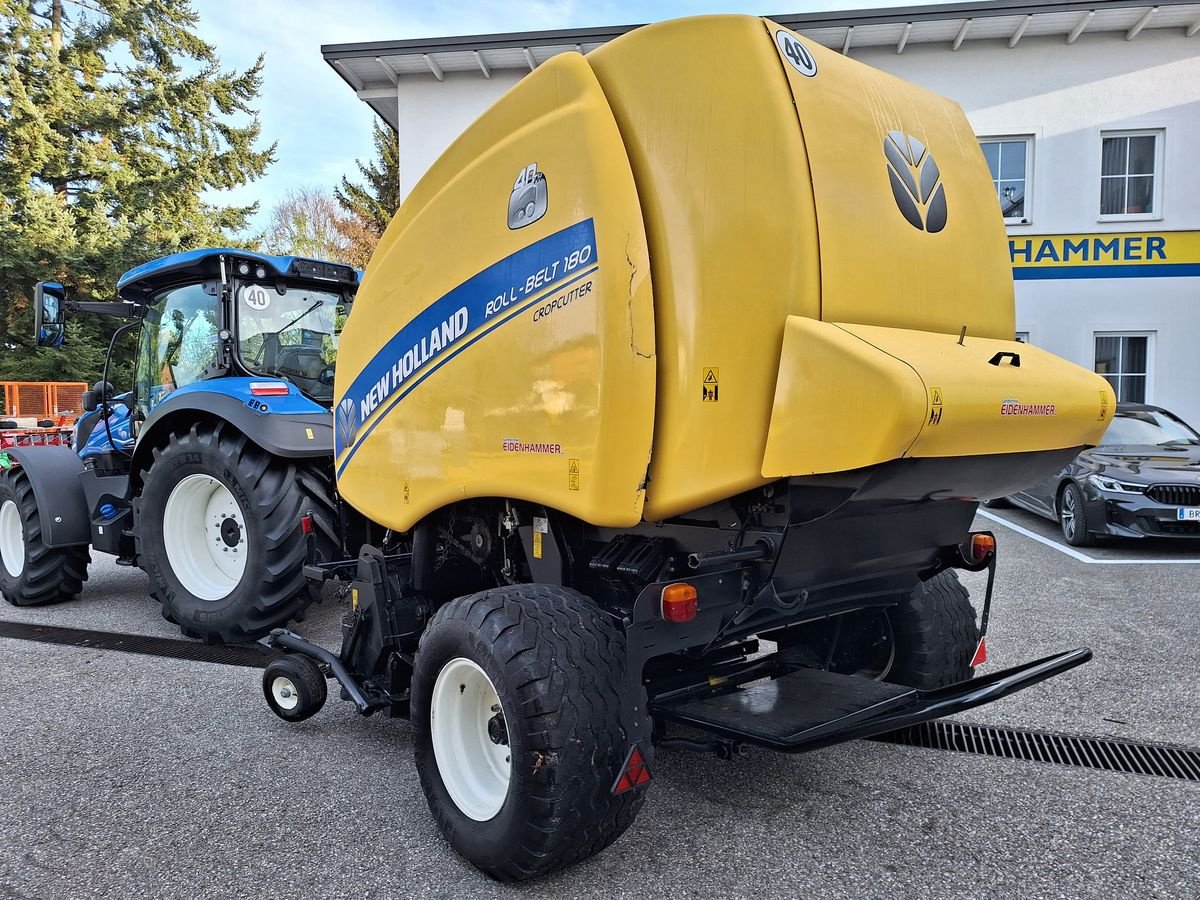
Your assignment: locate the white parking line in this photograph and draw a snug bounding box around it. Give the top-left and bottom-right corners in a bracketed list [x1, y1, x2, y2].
[977, 509, 1200, 565]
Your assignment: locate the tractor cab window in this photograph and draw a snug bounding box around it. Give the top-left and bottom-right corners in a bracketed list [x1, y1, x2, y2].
[135, 283, 220, 414]
[236, 283, 343, 404]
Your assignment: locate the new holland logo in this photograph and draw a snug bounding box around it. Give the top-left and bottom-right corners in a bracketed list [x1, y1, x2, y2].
[884, 131, 947, 234]
[337, 397, 359, 448]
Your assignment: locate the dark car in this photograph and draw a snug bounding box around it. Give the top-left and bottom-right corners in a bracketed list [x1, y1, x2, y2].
[998, 403, 1200, 546]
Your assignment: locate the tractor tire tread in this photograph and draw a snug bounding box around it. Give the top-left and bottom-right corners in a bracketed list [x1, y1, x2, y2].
[139, 421, 337, 643]
[0, 468, 89, 607]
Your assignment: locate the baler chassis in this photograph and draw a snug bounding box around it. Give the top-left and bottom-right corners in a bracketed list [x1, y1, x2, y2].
[264, 512, 1090, 756]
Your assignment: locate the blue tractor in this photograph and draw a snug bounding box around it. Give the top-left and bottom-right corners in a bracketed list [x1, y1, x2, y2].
[0, 249, 364, 643]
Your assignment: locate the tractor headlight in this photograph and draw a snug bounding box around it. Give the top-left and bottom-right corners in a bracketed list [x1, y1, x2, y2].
[1087, 474, 1145, 495]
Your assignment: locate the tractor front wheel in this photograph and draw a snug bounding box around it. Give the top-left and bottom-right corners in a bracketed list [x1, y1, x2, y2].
[137, 421, 337, 644]
[0, 468, 89, 606]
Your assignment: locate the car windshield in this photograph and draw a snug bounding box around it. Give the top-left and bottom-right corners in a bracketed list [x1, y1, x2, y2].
[236, 282, 344, 404]
[1100, 410, 1200, 447]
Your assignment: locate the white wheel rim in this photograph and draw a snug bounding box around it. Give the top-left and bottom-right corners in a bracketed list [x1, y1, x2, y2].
[430, 657, 512, 821]
[0, 499, 24, 578]
[162, 474, 248, 601]
[271, 675, 300, 711]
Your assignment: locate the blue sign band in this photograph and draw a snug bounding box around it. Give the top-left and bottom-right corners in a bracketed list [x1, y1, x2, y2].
[336, 218, 599, 473]
[1013, 263, 1200, 280]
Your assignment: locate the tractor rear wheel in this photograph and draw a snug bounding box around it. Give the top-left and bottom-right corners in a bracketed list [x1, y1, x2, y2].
[0, 468, 89, 606]
[411, 584, 648, 881]
[137, 421, 338, 644]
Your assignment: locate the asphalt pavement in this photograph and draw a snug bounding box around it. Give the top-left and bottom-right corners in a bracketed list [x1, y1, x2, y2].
[1, 510, 1197, 899]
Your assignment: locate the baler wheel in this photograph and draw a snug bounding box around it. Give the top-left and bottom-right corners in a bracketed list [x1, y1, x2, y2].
[411, 584, 648, 881]
[885, 569, 981, 689]
[263, 655, 328, 722]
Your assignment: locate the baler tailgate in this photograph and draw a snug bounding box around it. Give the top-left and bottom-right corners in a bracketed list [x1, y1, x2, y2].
[651, 647, 1091, 754]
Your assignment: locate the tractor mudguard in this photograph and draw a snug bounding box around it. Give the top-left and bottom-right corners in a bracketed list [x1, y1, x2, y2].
[132, 379, 332, 477]
[4, 446, 90, 547]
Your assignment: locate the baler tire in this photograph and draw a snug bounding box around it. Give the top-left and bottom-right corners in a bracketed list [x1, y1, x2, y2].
[0, 468, 89, 606]
[137, 421, 338, 644]
[411, 584, 648, 882]
[263, 655, 328, 722]
[885, 569, 980, 690]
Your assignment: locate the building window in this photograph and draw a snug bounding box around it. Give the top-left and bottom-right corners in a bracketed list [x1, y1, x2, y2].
[1095, 333, 1151, 403]
[1015, 331, 1030, 343]
[980, 137, 1031, 223]
[1100, 131, 1162, 218]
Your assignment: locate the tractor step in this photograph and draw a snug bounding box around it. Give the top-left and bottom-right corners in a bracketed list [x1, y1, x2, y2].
[650, 647, 1092, 754]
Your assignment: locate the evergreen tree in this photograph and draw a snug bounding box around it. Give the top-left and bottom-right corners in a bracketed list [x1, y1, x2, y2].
[335, 119, 399, 262]
[0, 0, 274, 387]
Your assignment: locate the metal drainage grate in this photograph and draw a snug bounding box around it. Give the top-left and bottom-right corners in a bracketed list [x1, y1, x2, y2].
[873, 719, 1200, 782]
[0, 620, 279, 668]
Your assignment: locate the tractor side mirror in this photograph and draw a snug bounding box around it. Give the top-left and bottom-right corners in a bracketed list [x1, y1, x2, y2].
[34, 282, 67, 348]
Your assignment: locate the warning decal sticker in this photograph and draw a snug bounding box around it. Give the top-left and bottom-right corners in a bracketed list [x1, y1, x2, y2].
[928, 386, 943, 426]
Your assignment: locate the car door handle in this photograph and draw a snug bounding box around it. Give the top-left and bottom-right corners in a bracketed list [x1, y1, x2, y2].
[988, 351, 1021, 367]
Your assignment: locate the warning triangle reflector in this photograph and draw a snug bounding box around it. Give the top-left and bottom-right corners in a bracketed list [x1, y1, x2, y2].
[970, 636, 987, 668]
[611, 745, 652, 795]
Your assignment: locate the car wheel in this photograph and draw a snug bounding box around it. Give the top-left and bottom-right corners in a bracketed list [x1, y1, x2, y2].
[1058, 482, 1095, 547]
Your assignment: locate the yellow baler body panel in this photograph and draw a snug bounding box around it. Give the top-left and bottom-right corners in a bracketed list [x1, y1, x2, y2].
[763, 319, 1116, 478]
[765, 20, 1015, 340]
[588, 16, 822, 521]
[335, 14, 1115, 531]
[333, 53, 655, 532]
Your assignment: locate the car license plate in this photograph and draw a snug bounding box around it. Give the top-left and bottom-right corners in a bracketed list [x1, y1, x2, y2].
[1176, 508, 1200, 521]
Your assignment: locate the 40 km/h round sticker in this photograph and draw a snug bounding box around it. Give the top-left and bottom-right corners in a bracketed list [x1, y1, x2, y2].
[777, 30, 818, 78]
[241, 284, 271, 311]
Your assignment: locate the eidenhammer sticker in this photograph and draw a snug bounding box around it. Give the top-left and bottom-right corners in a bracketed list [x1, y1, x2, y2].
[776, 31, 817, 78]
[502, 439, 563, 454]
[1001, 399, 1057, 416]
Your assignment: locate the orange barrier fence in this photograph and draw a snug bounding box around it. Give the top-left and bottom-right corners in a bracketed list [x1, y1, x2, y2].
[0, 382, 89, 422]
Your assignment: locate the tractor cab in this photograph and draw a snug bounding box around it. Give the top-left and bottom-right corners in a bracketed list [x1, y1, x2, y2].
[114, 248, 358, 412]
[35, 248, 359, 460]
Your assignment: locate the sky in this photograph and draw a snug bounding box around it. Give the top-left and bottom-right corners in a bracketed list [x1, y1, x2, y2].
[189, 0, 947, 235]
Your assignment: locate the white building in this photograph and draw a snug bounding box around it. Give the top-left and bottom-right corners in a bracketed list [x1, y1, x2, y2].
[324, 0, 1200, 424]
